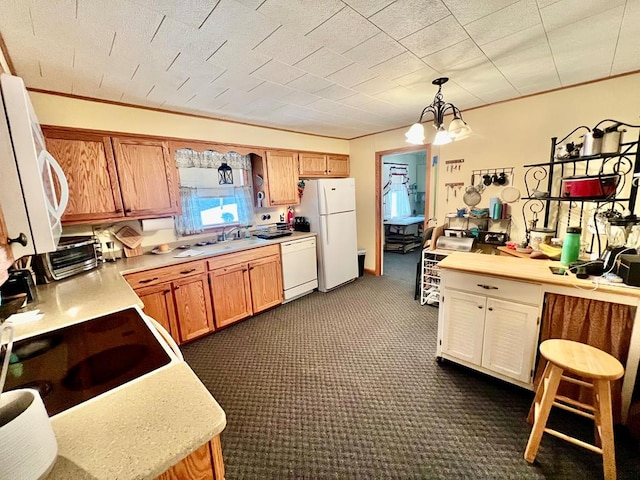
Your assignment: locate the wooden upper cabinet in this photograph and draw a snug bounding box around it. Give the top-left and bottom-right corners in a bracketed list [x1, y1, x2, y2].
[43, 128, 124, 223]
[298, 152, 349, 178]
[111, 137, 179, 218]
[327, 155, 349, 177]
[0, 204, 13, 286]
[299, 153, 328, 177]
[265, 150, 299, 206]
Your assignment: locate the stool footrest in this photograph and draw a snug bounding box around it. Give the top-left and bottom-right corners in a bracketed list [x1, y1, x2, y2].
[553, 394, 596, 416]
[544, 427, 603, 455]
[560, 375, 593, 389]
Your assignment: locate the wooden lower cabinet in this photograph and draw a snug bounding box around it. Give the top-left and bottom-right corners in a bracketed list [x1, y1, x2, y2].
[128, 264, 214, 345]
[157, 436, 225, 480]
[209, 265, 252, 328]
[173, 273, 214, 342]
[249, 254, 283, 314]
[131, 245, 284, 339]
[208, 246, 283, 329]
[135, 283, 179, 343]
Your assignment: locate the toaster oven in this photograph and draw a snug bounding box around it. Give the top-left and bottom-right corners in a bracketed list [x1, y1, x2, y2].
[34, 235, 102, 283]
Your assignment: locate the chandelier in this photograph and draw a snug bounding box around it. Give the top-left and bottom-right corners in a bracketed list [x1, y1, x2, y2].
[405, 77, 472, 146]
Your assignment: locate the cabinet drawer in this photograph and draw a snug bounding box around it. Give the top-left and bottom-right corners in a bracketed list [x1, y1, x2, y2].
[125, 260, 206, 288]
[207, 244, 280, 270]
[442, 270, 541, 305]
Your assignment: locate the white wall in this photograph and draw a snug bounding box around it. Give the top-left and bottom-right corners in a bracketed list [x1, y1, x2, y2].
[350, 72, 640, 271]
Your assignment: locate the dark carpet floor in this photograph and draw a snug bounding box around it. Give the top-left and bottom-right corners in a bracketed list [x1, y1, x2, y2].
[383, 249, 421, 285]
[182, 273, 640, 479]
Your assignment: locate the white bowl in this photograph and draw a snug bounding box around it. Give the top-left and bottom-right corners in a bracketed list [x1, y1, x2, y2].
[0, 389, 58, 479]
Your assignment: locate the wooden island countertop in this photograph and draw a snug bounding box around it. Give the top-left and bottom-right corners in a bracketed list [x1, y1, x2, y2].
[437, 251, 640, 299]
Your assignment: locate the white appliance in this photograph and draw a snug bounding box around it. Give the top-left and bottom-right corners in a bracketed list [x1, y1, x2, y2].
[281, 236, 318, 302]
[297, 178, 358, 292]
[0, 73, 68, 260]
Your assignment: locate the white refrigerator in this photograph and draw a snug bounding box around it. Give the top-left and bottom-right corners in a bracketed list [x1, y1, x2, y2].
[297, 178, 358, 292]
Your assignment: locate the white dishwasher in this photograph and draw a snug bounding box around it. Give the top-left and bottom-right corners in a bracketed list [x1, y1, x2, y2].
[281, 236, 318, 302]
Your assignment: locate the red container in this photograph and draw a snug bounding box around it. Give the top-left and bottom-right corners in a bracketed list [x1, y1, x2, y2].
[561, 174, 619, 199]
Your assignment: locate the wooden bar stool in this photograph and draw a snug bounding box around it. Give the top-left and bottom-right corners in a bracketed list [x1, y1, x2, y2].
[524, 339, 624, 480]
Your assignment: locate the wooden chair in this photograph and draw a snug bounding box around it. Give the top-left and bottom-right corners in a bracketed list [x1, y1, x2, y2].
[524, 339, 624, 479]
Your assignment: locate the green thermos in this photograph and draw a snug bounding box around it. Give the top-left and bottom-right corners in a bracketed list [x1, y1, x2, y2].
[561, 227, 581, 266]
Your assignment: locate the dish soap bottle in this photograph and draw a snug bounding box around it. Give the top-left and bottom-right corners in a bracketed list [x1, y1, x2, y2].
[560, 227, 581, 266]
[286, 207, 294, 230]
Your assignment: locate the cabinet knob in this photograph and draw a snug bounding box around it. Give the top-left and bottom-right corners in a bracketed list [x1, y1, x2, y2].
[8, 233, 28, 247]
[180, 268, 196, 275]
[487, 307, 493, 311]
[125, 208, 132, 214]
[163, 289, 171, 294]
[477, 284, 498, 290]
[478, 305, 483, 309]
[174, 286, 180, 290]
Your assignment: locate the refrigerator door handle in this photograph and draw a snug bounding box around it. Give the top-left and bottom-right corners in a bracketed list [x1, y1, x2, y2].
[323, 185, 329, 214]
[323, 215, 329, 246]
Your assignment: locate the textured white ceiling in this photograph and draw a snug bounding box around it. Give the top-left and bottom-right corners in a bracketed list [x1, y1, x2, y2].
[1, 0, 638, 139]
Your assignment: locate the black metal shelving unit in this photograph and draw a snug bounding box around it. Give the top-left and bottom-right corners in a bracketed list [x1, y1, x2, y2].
[522, 120, 640, 255]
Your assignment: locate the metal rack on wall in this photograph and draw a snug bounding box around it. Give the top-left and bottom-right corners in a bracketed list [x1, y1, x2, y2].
[521, 120, 640, 255]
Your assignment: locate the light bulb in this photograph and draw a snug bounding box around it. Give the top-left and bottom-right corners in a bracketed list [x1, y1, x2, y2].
[405, 123, 425, 144]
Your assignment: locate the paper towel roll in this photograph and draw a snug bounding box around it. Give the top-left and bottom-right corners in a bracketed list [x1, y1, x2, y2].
[140, 217, 174, 232]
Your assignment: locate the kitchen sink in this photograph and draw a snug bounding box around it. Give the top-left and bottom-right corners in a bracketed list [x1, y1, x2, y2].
[202, 238, 267, 254]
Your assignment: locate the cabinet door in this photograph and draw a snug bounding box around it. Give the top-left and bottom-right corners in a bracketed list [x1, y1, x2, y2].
[157, 442, 214, 480]
[111, 137, 179, 218]
[299, 153, 327, 177]
[327, 155, 349, 177]
[482, 298, 539, 384]
[209, 265, 252, 328]
[265, 150, 299, 206]
[249, 254, 283, 313]
[172, 274, 214, 342]
[0, 205, 12, 286]
[43, 129, 124, 223]
[441, 290, 485, 365]
[135, 283, 180, 344]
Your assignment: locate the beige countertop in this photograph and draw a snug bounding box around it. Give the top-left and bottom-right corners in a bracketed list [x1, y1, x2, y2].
[4, 231, 315, 479]
[13, 231, 316, 341]
[438, 252, 640, 299]
[48, 361, 226, 480]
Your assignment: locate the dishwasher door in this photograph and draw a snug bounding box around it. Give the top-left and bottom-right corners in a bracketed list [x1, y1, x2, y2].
[281, 237, 318, 301]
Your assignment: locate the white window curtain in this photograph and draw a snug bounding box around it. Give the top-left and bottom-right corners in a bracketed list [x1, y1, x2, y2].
[383, 173, 411, 218]
[175, 186, 203, 235]
[175, 149, 254, 236]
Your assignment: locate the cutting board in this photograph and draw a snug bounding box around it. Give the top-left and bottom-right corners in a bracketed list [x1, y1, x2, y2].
[123, 244, 143, 258]
[114, 226, 142, 249]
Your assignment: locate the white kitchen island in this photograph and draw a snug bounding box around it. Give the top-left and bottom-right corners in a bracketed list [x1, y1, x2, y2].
[437, 252, 640, 425]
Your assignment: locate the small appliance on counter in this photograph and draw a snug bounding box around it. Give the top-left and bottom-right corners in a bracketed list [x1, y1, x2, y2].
[293, 216, 310, 232]
[33, 235, 102, 283]
[0, 269, 37, 303]
[617, 254, 640, 287]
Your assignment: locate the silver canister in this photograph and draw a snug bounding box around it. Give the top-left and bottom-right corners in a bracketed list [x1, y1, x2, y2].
[602, 129, 624, 154]
[580, 132, 601, 156]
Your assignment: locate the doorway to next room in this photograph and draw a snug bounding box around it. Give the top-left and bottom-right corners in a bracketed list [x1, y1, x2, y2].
[375, 146, 430, 291]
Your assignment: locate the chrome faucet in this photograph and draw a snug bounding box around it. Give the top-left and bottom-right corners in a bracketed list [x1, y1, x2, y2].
[222, 226, 242, 241]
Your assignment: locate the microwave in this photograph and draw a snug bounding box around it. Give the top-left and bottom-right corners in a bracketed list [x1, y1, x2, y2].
[34, 235, 102, 283]
[0, 73, 69, 261]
